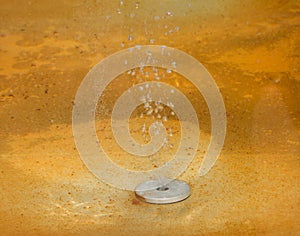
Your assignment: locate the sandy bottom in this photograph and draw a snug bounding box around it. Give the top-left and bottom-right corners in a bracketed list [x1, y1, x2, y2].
[0, 0, 300, 235]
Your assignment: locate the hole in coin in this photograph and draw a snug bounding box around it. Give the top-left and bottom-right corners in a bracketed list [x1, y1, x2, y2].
[156, 186, 169, 191]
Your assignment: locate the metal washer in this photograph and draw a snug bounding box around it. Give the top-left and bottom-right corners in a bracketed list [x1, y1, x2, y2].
[135, 179, 190, 204]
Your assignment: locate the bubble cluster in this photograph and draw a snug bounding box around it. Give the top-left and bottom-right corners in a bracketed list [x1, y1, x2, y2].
[73, 45, 226, 190]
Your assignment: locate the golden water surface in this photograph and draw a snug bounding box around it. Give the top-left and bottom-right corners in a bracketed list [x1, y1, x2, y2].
[0, 0, 300, 235]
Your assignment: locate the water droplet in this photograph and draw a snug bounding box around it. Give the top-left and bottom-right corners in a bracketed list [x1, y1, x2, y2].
[171, 61, 177, 68]
[162, 116, 167, 122]
[149, 38, 155, 44]
[128, 34, 133, 41]
[117, 8, 122, 14]
[140, 96, 146, 103]
[169, 102, 174, 108]
[146, 51, 152, 56]
[169, 128, 173, 137]
[171, 111, 175, 116]
[163, 137, 168, 144]
[146, 108, 153, 116]
[146, 93, 152, 101]
[135, 2, 140, 9]
[166, 69, 172, 74]
[139, 66, 144, 74]
[144, 102, 150, 108]
[130, 13, 135, 18]
[139, 85, 144, 91]
[166, 11, 173, 16]
[170, 89, 174, 94]
[141, 123, 146, 133]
